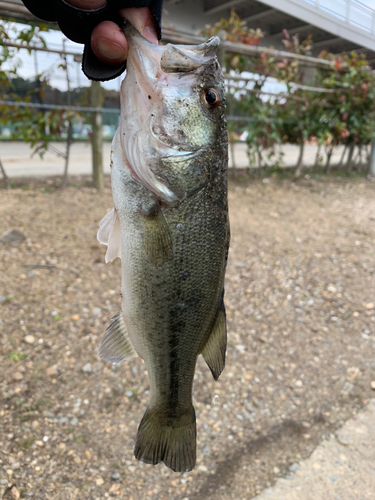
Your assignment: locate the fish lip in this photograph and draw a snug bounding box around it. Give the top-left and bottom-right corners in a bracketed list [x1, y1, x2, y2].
[157, 140, 199, 158]
[155, 137, 200, 159]
[163, 150, 199, 160]
[123, 21, 160, 50]
[161, 149, 202, 161]
[122, 20, 164, 94]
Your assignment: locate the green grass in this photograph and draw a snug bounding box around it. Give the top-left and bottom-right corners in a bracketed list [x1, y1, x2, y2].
[17, 437, 34, 450]
[73, 434, 86, 443]
[33, 360, 43, 372]
[27, 399, 52, 411]
[9, 351, 27, 361]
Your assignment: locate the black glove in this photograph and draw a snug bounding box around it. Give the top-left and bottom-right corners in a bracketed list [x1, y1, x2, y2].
[21, 0, 163, 81]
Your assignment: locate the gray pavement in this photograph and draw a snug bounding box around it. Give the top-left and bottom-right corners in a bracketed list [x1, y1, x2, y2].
[0, 141, 112, 178]
[255, 400, 375, 500]
[0, 141, 352, 178]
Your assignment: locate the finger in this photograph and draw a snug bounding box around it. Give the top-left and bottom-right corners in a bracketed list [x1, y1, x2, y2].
[120, 7, 158, 44]
[65, 0, 105, 8]
[91, 21, 128, 65]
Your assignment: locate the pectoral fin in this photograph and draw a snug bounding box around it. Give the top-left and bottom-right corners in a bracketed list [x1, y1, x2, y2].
[97, 208, 122, 263]
[98, 313, 137, 364]
[200, 301, 227, 381]
[139, 201, 172, 264]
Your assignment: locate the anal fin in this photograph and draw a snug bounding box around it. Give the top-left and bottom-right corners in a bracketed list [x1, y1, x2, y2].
[98, 313, 137, 364]
[200, 301, 227, 381]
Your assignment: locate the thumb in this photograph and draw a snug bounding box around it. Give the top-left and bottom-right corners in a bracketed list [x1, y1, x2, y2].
[120, 7, 158, 44]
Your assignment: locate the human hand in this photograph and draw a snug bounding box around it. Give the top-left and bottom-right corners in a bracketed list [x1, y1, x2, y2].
[66, 1, 158, 65]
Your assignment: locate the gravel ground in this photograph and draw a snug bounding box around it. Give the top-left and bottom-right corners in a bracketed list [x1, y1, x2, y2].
[1, 175, 375, 500]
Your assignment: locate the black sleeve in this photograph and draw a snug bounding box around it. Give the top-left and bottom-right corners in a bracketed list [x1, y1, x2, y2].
[21, 0, 164, 81]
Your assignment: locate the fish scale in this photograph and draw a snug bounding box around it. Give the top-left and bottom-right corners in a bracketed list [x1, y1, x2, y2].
[97, 22, 229, 472]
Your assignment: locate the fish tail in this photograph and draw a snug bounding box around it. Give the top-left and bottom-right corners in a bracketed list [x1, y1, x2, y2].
[134, 406, 196, 472]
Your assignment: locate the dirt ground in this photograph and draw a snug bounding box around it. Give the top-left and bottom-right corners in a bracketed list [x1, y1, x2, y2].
[1, 175, 374, 500]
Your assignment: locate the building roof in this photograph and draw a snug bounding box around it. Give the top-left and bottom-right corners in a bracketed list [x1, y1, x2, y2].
[202, 0, 375, 66]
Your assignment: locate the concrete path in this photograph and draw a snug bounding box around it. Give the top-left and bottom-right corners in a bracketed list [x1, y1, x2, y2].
[0, 141, 112, 178]
[0, 141, 351, 178]
[255, 400, 375, 500]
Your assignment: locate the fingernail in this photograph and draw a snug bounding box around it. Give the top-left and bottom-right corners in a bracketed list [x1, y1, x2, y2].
[142, 26, 158, 44]
[97, 38, 126, 62]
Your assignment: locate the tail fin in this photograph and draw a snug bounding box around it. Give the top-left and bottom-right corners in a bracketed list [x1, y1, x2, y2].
[134, 407, 196, 472]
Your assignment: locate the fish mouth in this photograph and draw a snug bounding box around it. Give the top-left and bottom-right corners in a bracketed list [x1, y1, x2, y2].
[123, 22, 219, 77]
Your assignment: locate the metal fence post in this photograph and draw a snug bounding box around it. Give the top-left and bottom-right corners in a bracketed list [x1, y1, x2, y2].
[217, 30, 226, 69]
[90, 81, 104, 190]
[369, 142, 375, 175]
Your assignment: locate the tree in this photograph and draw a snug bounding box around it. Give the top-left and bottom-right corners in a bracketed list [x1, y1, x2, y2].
[203, 12, 375, 176]
[0, 20, 77, 187]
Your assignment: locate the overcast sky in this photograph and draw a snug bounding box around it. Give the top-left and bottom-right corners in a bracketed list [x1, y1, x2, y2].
[10, 28, 122, 92]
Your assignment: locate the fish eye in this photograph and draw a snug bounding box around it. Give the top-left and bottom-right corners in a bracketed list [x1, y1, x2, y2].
[203, 88, 220, 109]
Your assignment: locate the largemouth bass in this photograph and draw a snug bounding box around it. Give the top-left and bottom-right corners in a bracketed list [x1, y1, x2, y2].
[97, 23, 229, 472]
